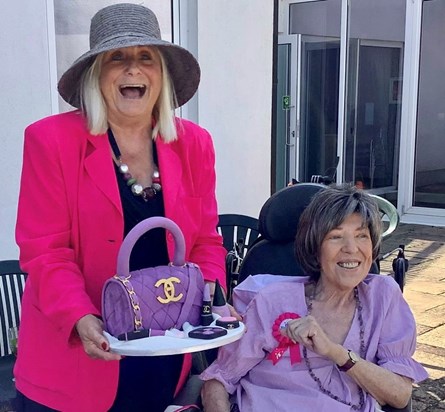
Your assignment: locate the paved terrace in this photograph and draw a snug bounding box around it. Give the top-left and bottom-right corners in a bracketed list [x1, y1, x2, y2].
[379, 223, 445, 411]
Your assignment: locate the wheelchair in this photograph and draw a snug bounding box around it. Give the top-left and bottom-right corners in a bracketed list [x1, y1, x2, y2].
[174, 183, 411, 411]
[231, 183, 411, 412]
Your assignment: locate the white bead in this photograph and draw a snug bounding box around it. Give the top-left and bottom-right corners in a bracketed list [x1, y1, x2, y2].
[132, 184, 144, 195]
[119, 163, 129, 174]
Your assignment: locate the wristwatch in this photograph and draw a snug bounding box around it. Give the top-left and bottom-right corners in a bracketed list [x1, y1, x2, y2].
[337, 350, 360, 372]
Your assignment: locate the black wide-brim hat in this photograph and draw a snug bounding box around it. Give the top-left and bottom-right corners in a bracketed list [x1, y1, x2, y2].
[57, 3, 201, 108]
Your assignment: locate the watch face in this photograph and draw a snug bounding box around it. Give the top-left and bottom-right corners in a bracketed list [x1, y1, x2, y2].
[349, 351, 360, 363]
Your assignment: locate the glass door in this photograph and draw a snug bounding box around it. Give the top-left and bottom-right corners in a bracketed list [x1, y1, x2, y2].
[300, 36, 340, 182]
[344, 41, 403, 198]
[283, 0, 406, 197]
[280, 0, 445, 221]
[288, 0, 342, 183]
[344, 0, 406, 205]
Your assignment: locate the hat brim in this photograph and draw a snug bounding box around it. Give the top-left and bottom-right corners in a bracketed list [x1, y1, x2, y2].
[57, 36, 200, 109]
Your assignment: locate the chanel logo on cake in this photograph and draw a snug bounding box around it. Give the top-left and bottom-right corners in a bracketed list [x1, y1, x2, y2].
[155, 277, 183, 303]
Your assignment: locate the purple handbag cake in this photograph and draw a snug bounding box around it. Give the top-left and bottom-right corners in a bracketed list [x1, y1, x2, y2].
[102, 217, 204, 338]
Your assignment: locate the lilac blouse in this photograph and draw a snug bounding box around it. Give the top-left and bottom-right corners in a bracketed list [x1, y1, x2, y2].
[201, 275, 428, 412]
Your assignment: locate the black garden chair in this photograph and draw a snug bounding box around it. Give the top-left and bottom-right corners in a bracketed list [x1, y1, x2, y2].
[217, 214, 260, 302]
[0, 260, 27, 409]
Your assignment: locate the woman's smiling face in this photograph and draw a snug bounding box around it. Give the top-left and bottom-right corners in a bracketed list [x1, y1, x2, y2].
[99, 46, 162, 123]
[319, 212, 373, 291]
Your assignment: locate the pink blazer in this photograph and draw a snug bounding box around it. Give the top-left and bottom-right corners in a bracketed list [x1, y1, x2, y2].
[15, 111, 226, 411]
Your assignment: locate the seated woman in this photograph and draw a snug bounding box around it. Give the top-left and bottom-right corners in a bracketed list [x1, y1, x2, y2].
[201, 185, 428, 412]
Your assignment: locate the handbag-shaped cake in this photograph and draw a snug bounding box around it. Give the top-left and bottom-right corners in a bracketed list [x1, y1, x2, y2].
[102, 217, 204, 337]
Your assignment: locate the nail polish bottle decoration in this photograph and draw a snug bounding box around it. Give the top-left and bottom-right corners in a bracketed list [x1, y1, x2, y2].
[201, 283, 213, 326]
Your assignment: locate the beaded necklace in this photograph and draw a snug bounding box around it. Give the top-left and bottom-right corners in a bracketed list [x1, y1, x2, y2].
[303, 285, 366, 410]
[107, 128, 161, 201]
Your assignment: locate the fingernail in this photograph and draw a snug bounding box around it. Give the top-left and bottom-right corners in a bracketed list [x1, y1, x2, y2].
[101, 342, 108, 350]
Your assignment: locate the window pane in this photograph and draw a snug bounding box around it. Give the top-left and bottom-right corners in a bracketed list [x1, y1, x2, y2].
[414, 1, 445, 208]
[290, 1, 342, 182]
[344, 0, 405, 205]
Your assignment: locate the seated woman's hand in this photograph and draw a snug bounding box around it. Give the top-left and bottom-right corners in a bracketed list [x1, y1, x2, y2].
[284, 315, 336, 359]
[227, 303, 243, 321]
[75, 314, 122, 361]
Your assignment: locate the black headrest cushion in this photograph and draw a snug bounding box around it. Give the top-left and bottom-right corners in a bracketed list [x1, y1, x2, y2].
[258, 183, 327, 242]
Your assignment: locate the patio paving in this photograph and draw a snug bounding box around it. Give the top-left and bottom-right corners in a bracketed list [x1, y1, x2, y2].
[379, 223, 445, 411]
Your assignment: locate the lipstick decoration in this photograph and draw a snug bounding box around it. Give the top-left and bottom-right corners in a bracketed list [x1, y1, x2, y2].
[212, 279, 231, 318]
[117, 328, 164, 341]
[117, 328, 185, 341]
[201, 283, 213, 326]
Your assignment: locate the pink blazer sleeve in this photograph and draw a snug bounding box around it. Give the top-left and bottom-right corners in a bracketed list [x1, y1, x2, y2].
[16, 120, 101, 343]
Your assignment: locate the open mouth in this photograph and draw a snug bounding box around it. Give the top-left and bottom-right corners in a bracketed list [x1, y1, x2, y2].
[119, 84, 147, 99]
[338, 261, 360, 269]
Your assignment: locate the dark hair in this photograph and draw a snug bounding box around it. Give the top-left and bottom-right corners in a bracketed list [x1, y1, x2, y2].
[295, 184, 382, 281]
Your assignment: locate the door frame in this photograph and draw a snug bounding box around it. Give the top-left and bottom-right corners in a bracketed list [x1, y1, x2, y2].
[277, 34, 299, 182]
[280, 0, 348, 184]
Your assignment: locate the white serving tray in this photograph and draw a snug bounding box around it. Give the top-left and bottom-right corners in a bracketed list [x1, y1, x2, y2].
[104, 321, 245, 356]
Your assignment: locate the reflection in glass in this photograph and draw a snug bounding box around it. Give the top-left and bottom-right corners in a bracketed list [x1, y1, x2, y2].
[344, 0, 405, 203]
[290, 0, 341, 182]
[300, 38, 340, 182]
[345, 44, 403, 192]
[414, 1, 445, 208]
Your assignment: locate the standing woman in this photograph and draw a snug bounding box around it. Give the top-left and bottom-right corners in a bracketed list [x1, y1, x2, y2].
[15, 3, 226, 412]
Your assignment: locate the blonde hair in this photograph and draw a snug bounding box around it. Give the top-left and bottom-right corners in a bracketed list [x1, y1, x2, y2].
[80, 48, 178, 142]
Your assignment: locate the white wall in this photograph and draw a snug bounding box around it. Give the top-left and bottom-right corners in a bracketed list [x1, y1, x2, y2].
[197, 1, 274, 218]
[0, 1, 57, 260]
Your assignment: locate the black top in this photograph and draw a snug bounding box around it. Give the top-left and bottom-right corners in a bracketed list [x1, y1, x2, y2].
[110, 142, 182, 412]
[113, 143, 169, 271]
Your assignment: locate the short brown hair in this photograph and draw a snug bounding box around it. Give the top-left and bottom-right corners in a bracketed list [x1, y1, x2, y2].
[295, 184, 382, 281]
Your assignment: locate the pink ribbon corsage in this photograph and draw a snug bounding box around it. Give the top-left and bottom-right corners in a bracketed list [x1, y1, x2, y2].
[267, 312, 302, 365]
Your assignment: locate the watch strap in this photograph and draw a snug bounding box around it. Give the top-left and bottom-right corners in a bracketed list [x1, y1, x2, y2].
[337, 350, 357, 372]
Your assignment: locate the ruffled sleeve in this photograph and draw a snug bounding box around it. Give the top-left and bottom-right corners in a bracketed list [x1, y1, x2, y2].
[200, 288, 275, 394]
[376, 279, 428, 383]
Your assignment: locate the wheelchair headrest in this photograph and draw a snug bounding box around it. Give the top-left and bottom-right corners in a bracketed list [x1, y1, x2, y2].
[258, 183, 327, 242]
